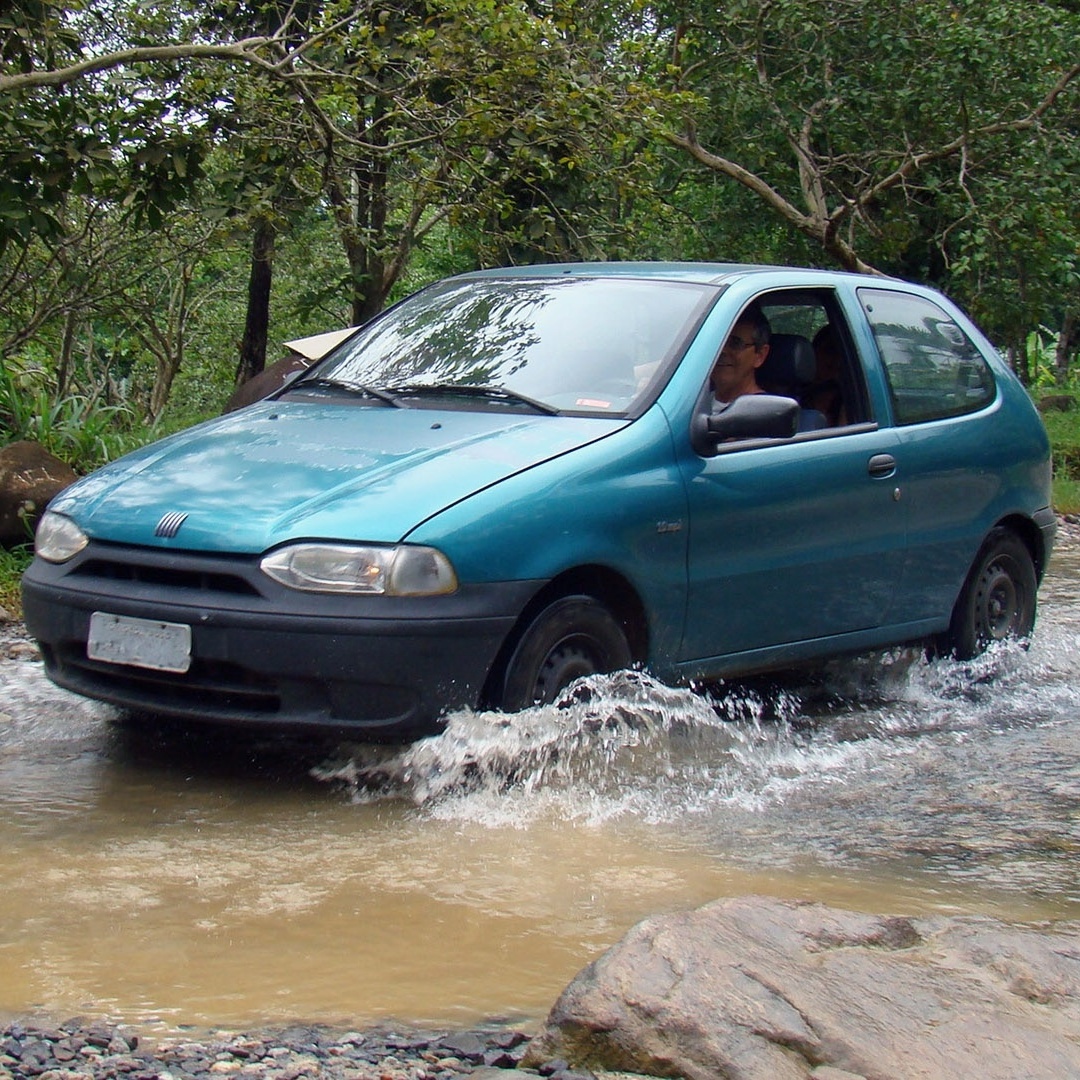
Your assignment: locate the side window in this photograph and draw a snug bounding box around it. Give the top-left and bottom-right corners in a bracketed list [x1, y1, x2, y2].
[859, 288, 995, 425]
[757, 292, 868, 427]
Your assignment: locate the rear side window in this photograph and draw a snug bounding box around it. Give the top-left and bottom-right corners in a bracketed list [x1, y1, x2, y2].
[859, 288, 996, 424]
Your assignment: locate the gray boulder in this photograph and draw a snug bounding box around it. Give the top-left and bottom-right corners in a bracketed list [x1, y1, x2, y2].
[522, 896, 1080, 1080]
[0, 441, 76, 545]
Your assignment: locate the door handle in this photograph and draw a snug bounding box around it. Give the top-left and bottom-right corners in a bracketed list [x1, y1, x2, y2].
[868, 453, 897, 479]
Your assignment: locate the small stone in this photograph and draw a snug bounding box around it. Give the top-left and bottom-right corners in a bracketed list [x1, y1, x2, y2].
[488, 1031, 527, 1051]
[26, 1027, 63, 1043]
[435, 1033, 485, 1063]
[226, 1039, 265, 1060]
[482, 1050, 519, 1068]
[537, 1060, 570, 1077]
[84, 1026, 114, 1049]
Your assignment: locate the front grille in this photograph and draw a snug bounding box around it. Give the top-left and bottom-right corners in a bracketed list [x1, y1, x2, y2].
[69, 552, 262, 597]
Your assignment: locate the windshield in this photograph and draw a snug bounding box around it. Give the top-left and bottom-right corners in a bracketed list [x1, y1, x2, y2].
[292, 276, 716, 416]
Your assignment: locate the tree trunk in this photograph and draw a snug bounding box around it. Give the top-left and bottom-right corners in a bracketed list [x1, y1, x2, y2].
[1056, 311, 1077, 386]
[236, 216, 275, 387]
[56, 307, 78, 398]
[147, 264, 192, 420]
[1008, 342, 1030, 385]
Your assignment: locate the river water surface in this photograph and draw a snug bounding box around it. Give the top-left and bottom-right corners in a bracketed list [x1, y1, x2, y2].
[2, 544, 1079, 1031]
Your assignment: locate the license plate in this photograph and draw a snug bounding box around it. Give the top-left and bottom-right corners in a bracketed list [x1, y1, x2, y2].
[87, 612, 192, 673]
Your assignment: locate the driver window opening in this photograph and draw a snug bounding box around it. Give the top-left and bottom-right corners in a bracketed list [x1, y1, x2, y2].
[712, 292, 869, 434]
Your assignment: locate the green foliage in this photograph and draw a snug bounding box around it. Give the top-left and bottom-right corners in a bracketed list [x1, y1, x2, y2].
[1039, 395, 1080, 513]
[1054, 479, 1080, 517]
[640, 0, 1080, 333]
[0, 542, 31, 618]
[0, 20, 214, 255]
[1042, 404, 1080, 462]
[0, 359, 142, 472]
[1, 0, 1078, 429]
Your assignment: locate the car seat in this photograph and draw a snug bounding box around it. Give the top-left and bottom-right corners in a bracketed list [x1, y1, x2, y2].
[758, 333, 828, 431]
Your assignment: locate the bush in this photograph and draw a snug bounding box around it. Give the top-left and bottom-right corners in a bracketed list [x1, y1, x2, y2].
[1039, 393, 1080, 514]
[0, 360, 144, 474]
[0, 544, 31, 618]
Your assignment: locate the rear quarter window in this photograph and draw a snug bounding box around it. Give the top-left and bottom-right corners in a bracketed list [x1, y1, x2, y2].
[859, 288, 996, 425]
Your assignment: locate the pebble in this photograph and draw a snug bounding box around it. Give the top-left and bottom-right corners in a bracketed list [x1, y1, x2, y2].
[0, 1022, 610, 1080]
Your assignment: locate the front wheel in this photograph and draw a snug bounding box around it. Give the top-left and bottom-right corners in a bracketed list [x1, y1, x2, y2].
[496, 596, 633, 711]
[940, 528, 1037, 660]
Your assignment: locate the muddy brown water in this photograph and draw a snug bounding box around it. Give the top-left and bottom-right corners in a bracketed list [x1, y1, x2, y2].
[2, 545, 1080, 1031]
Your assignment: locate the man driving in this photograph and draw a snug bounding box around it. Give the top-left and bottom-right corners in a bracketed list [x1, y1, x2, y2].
[710, 305, 771, 403]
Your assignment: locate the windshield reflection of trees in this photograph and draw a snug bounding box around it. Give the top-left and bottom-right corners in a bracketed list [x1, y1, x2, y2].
[317, 277, 711, 410]
[327, 282, 549, 388]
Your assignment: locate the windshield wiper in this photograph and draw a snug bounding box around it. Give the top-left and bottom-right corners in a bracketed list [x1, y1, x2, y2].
[391, 384, 560, 415]
[290, 377, 403, 408]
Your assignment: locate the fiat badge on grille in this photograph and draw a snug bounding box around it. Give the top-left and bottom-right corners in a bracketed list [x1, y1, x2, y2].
[154, 511, 189, 538]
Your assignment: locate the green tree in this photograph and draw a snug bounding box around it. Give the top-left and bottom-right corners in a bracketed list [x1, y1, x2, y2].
[651, 1, 1076, 266]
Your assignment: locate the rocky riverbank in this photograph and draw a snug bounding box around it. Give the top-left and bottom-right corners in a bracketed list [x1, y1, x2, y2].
[0, 1020, 609, 1080]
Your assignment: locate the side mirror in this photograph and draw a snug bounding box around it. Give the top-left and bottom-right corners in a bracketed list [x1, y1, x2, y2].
[692, 394, 800, 454]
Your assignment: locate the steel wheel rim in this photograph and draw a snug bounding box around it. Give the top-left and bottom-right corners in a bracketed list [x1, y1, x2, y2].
[977, 559, 1022, 642]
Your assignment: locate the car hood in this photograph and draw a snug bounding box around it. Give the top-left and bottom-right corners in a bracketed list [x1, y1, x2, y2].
[50, 402, 627, 553]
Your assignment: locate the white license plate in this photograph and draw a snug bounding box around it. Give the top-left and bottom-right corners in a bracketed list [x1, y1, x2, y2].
[87, 612, 192, 673]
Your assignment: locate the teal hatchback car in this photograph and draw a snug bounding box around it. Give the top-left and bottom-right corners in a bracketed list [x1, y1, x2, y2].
[22, 263, 1055, 739]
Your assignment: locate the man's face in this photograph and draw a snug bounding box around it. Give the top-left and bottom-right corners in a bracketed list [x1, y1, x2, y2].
[710, 320, 768, 401]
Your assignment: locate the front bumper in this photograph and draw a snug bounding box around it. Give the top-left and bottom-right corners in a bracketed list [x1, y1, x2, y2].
[1034, 504, 1058, 578]
[21, 542, 536, 740]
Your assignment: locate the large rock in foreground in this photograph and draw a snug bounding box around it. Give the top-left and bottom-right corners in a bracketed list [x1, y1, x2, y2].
[522, 896, 1080, 1080]
[0, 440, 76, 545]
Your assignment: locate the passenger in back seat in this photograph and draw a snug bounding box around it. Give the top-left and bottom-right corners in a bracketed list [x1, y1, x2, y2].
[804, 325, 847, 426]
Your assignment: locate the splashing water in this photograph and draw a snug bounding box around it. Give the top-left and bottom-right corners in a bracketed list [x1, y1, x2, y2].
[310, 590, 1080, 840]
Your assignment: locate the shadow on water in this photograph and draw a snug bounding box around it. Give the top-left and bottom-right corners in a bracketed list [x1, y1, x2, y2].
[106, 713, 346, 790]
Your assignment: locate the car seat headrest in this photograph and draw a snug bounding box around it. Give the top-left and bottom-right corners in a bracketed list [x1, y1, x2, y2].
[759, 333, 816, 391]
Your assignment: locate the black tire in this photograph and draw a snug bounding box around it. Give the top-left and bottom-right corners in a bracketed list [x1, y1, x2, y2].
[942, 527, 1037, 660]
[496, 596, 633, 711]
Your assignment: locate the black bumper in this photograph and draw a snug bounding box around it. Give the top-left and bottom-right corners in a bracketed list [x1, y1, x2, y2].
[22, 543, 537, 740]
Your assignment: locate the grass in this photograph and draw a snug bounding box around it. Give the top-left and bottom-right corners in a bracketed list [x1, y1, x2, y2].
[1040, 400, 1080, 515]
[0, 544, 31, 620]
[1054, 480, 1080, 516]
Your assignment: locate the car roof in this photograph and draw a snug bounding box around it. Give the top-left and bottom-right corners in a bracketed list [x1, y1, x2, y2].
[452, 261, 897, 289]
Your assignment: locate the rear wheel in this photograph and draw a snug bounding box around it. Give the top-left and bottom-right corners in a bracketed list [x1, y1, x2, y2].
[496, 596, 632, 711]
[941, 528, 1037, 659]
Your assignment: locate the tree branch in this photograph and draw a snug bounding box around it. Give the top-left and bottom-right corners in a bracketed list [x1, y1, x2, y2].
[663, 57, 1078, 275]
[0, 39, 277, 93]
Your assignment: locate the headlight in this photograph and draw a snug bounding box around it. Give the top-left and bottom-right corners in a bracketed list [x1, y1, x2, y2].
[260, 543, 458, 596]
[35, 511, 89, 563]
